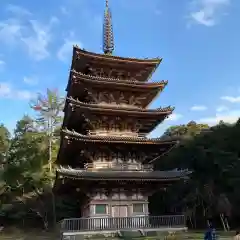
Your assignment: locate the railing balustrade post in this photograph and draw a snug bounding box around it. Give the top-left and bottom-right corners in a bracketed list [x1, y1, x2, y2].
[59, 214, 186, 232]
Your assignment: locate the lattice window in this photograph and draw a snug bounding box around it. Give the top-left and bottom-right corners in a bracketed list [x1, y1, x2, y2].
[132, 203, 144, 213]
[95, 204, 107, 214]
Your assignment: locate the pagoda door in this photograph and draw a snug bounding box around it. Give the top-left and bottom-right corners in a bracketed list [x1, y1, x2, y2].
[112, 205, 128, 228]
[112, 205, 128, 217]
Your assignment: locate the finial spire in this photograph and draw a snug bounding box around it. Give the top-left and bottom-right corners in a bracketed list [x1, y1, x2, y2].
[103, 0, 114, 55]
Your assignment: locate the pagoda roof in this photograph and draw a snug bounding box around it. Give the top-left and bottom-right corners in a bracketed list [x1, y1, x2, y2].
[71, 46, 162, 82]
[58, 130, 178, 164]
[73, 45, 161, 65]
[69, 69, 168, 86]
[67, 71, 167, 107]
[64, 98, 173, 133]
[67, 71, 167, 108]
[62, 129, 176, 145]
[67, 97, 174, 116]
[57, 166, 190, 181]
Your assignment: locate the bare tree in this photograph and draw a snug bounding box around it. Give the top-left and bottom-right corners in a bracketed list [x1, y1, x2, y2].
[217, 193, 231, 231]
[31, 89, 64, 174]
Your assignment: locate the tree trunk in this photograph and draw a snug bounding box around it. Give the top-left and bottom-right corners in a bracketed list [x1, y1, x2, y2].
[51, 190, 56, 229]
[224, 215, 230, 231]
[188, 216, 194, 229]
[220, 213, 227, 231]
[48, 118, 52, 174]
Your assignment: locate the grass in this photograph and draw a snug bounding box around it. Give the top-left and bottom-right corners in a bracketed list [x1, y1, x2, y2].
[0, 228, 235, 240]
[185, 230, 233, 239]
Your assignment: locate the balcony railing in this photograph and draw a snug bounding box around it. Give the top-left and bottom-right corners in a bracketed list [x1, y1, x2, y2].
[60, 215, 186, 232]
[88, 130, 147, 138]
[84, 162, 153, 171]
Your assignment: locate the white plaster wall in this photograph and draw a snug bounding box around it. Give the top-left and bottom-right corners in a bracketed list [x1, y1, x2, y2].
[83, 191, 149, 218]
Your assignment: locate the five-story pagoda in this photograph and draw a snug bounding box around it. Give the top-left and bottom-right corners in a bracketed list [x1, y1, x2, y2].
[56, 0, 190, 230]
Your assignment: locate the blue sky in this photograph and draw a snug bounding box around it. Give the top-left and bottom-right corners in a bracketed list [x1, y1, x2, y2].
[0, 0, 239, 137]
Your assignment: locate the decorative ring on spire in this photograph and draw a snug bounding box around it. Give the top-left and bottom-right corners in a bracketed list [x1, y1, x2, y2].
[103, 0, 114, 55]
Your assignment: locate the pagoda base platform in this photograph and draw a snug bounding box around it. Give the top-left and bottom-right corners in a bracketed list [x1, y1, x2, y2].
[59, 215, 187, 239]
[61, 227, 188, 236]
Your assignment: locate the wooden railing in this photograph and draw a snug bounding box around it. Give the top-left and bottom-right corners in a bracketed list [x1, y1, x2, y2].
[84, 162, 153, 171]
[88, 130, 147, 138]
[60, 215, 186, 232]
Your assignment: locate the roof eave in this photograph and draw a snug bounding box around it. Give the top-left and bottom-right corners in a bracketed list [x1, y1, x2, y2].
[62, 129, 177, 145]
[57, 173, 189, 182]
[67, 97, 174, 115]
[71, 70, 168, 89]
[73, 45, 161, 64]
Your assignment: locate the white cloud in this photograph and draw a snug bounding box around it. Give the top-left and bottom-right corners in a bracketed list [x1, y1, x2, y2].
[216, 105, 228, 112]
[23, 76, 38, 85]
[0, 6, 58, 61]
[189, 0, 230, 27]
[57, 35, 82, 62]
[167, 113, 183, 121]
[221, 95, 240, 103]
[0, 82, 35, 100]
[0, 19, 22, 45]
[21, 17, 58, 61]
[198, 110, 240, 125]
[190, 105, 207, 111]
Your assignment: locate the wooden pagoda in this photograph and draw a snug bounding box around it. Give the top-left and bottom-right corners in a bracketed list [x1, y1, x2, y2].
[56, 0, 190, 232]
